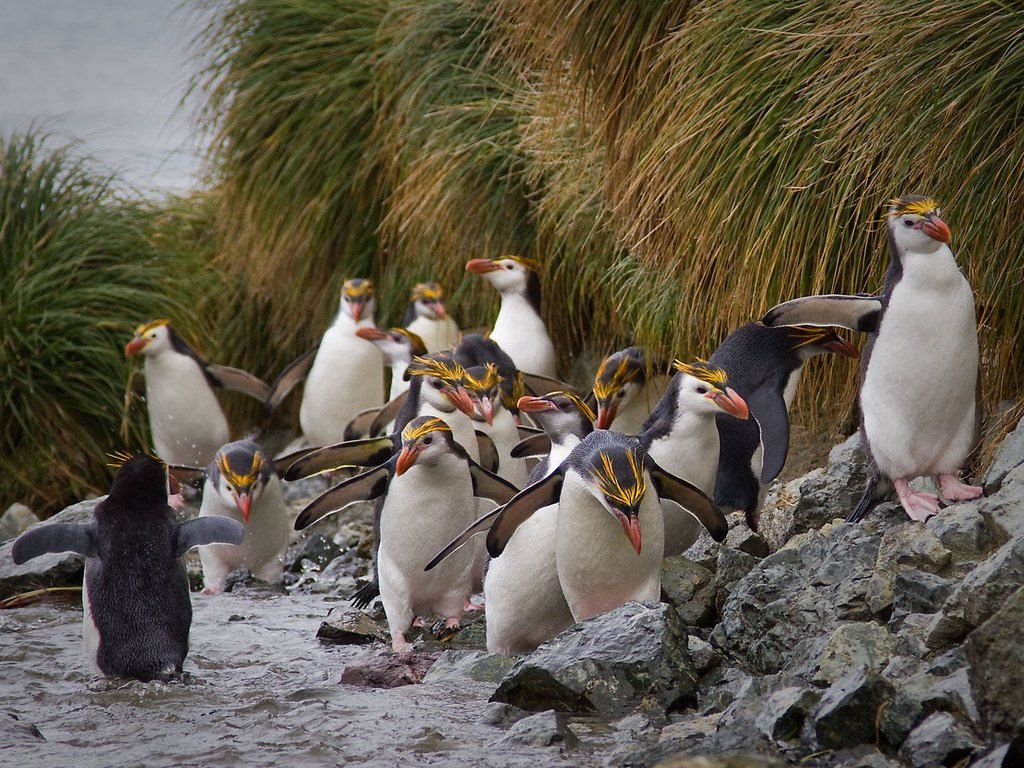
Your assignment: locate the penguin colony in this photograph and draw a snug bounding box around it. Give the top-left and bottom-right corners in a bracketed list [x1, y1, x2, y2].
[11, 196, 983, 673]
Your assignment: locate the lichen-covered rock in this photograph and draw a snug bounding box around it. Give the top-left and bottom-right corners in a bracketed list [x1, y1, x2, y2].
[492, 710, 579, 750]
[754, 686, 819, 742]
[812, 669, 895, 749]
[966, 586, 1024, 735]
[316, 607, 384, 645]
[897, 711, 981, 767]
[491, 602, 697, 715]
[714, 548, 759, 603]
[865, 523, 951, 616]
[879, 667, 979, 744]
[813, 622, 897, 685]
[662, 558, 717, 627]
[890, 570, 954, 624]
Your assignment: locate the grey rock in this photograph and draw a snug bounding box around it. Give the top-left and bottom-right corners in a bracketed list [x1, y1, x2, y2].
[686, 636, 722, 675]
[316, 608, 384, 645]
[891, 570, 954, 624]
[754, 686, 818, 742]
[476, 701, 529, 727]
[813, 669, 895, 748]
[867, 523, 951, 616]
[0, 499, 98, 600]
[661, 557, 716, 627]
[423, 650, 513, 685]
[971, 745, 1011, 768]
[926, 503, 997, 564]
[714, 548, 758, 603]
[684, 530, 722, 572]
[283, 533, 346, 575]
[966, 586, 1024, 734]
[0, 504, 39, 543]
[655, 712, 723, 750]
[492, 602, 697, 715]
[339, 650, 439, 688]
[814, 622, 897, 685]
[880, 667, 979, 745]
[898, 711, 980, 767]
[493, 710, 579, 750]
[724, 525, 769, 558]
[984, 416, 1024, 493]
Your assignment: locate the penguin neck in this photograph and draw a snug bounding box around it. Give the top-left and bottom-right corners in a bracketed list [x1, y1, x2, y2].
[547, 434, 582, 474]
[493, 292, 545, 338]
[782, 365, 804, 410]
[897, 243, 962, 291]
[388, 362, 410, 399]
[332, 310, 374, 331]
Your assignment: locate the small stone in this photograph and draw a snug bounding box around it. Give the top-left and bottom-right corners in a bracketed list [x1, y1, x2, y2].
[684, 530, 721, 572]
[813, 669, 894, 748]
[898, 711, 980, 767]
[724, 525, 769, 558]
[0, 504, 39, 542]
[754, 686, 818, 742]
[661, 558, 716, 627]
[687, 636, 721, 675]
[339, 651, 439, 688]
[316, 609, 384, 645]
[477, 701, 528, 727]
[926, 503, 996, 563]
[890, 570, 954, 624]
[493, 710, 579, 749]
[422, 650, 513, 685]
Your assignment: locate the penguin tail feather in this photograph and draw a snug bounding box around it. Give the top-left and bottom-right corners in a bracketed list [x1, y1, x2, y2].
[847, 474, 892, 524]
[349, 580, 380, 609]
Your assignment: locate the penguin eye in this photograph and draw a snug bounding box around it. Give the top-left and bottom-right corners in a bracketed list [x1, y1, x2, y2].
[903, 218, 914, 228]
[423, 436, 433, 445]
[148, 332, 157, 339]
[696, 386, 708, 395]
[431, 380, 444, 390]
[616, 390, 626, 399]
[505, 263, 514, 270]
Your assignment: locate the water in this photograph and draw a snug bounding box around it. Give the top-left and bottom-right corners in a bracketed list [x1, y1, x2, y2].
[0, 589, 622, 767]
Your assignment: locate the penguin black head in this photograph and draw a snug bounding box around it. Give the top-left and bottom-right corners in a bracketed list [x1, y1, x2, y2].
[781, 325, 859, 362]
[453, 334, 523, 416]
[888, 195, 951, 255]
[518, 391, 595, 442]
[209, 440, 272, 523]
[670, 360, 751, 419]
[571, 433, 648, 555]
[592, 347, 651, 429]
[104, 452, 172, 512]
[409, 282, 448, 321]
[356, 326, 427, 364]
[465, 256, 542, 310]
[340, 278, 375, 324]
[407, 354, 475, 416]
[396, 416, 458, 475]
[462, 363, 503, 425]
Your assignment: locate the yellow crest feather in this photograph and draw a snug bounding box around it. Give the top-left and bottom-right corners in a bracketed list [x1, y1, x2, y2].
[402, 417, 452, 442]
[134, 319, 169, 336]
[672, 359, 728, 388]
[590, 448, 647, 508]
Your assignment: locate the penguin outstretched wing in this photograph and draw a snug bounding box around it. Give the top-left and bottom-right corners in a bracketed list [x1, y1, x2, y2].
[295, 463, 390, 530]
[511, 432, 552, 459]
[12, 524, 98, 564]
[345, 406, 382, 440]
[486, 472, 564, 558]
[746, 373, 791, 484]
[762, 294, 882, 333]
[173, 517, 244, 557]
[475, 431, 501, 473]
[204, 364, 271, 401]
[265, 344, 319, 413]
[468, 460, 520, 503]
[645, 458, 728, 542]
[517, 424, 543, 441]
[283, 437, 395, 481]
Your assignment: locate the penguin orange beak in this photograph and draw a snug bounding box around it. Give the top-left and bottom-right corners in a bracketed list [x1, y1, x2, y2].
[922, 214, 951, 245]
[236, 493, 252, 523]
[125, 336, 147, 356]
[355, 327, 387, 341]
[823, 337, 860, 359]
[595, 400, 619, 430]
[613, 509, 643, 555]
[444, 385, 475, 416]
[433, 302, 448, 320]
[476, 396, 494, 425]
[396, 445, 421, 476]
[350, 301, 366, 324]
[517, 395, 556, 413]
[466, 258, 501, 274]
[710, 388, 749, 420]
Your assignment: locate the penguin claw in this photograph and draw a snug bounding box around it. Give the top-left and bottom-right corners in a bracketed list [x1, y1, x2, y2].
[462, 599, 484, 613]
[938, 475, 983, 502]
[898, 491, 941, 523]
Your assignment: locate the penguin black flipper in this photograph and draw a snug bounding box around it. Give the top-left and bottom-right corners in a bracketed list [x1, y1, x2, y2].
[763, 294, 882, 333]
[645, 459, 728, 543]
[521, 372, 576, 396]
[468, 461, 520, 504]
[345, 406, 382, 440]
[283, 437, 395, 481]
[295, 463, 390, 530]
[746, 374, 792, 484]
[173, 517, 244, 557]
[369, 391, 410, 437]
[204, 364, 271, 401]
[12, 523, 98, 564]
[517, 425, 543, 441]
[486, 472, 563, 558]
[476, 431, 501, 473]
[265, 344, 319, 413]
[168, 464, 207, 489]
[511, 432, 552, 459]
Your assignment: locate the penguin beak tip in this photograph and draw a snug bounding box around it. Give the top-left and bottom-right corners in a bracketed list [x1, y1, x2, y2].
[125, 337, 145, 356]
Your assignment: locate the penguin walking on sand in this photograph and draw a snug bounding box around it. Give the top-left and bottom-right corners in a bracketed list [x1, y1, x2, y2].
[465, 256, 558, 378]
[404, 282, 460, 353]
[125, 320, 270, 467]
[265, 278, 385, 447]
[294, 417, 517, 652]
[11, 455, 242, 680]
[763, 196, 981, 523]
[640, 360, 750, 555]
[431, 431, 727, 624]
[171, 440, 291, 594]
[707, 323, 859, 529]
[592, 347, 671, 433]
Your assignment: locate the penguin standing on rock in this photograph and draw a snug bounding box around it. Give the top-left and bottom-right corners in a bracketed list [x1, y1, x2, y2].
[294, 417, 517, 652]
[125, 320, 270, 467]
[265, 278, 385, 447]
[11, 454, 242, 680]
[764, 196, 981, 523]
[592, 347, 670, 433]
[171, 440, 291, 594]
[708, 323, 859, 529]
[404, 282, 459, 352]
[465, 257, 558, 378]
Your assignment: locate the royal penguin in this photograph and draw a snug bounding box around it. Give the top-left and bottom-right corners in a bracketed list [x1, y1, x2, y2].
[465, 256, 558, 378]
[11, 454, 242, 680]
[462, 363, 529, 488]
[592, 347, 671, 433]
[708, 323, 859, 528]
[404, 282, 460, 353]
[265, 278, 385, 447]
[355, 326, 428, 400]
[125, 320, 270, 467]
[172, 440, 291, 594]
[293, 417, 517, 652]
[763, 195, 980, 523]
[639, 360, 750, 555]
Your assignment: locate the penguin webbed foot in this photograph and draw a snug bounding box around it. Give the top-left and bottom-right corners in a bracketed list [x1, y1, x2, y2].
[462, 598, 484, 613]
[894, 479, 941, 522]
[938, 474, 983, 503]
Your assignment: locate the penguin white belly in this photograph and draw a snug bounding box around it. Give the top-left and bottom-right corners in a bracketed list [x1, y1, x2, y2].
[387, 363, 410, 400]
[407, 316, 459, 353]
[81, 561, 102, 674]
[612, 378, 670, 435]
[861, 269, 978, 479]
[485, 504, 572, 656]
[301, 324, 385, 446]
[377, 462, 476, 630]
[144, 354, 229, 467]
[198, 479, 289, 589]
[646, 417, 719, 556]
[478, 409, 529, 487]
[490, 296, 557, 377]
[556, 473, 663, 622]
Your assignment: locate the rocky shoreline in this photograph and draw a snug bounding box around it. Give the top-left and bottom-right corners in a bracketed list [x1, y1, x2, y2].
[3, 422, 1024, 767]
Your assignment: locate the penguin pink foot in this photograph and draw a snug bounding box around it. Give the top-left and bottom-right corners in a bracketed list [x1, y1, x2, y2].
[168, 493, 185, 510]
[201, 584, 223, 596]
[391, 633, 413, 654]
[444, 617, 460, 630]
[938, 475, 983, 502]
[894, 479, 940, 522]
[412, 617, 426, 628]
[463, 599, 484, 613]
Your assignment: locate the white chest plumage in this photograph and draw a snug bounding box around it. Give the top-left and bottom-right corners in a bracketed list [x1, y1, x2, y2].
[406, 316, 459, 353]
[489, 295, 557, 378]
[861, 249, 978, 479]
[612, 377, 670, 435]
[144, 352, 229, 467]
[476, 408, 528, 487]
[301, 319, 384, 446]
